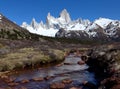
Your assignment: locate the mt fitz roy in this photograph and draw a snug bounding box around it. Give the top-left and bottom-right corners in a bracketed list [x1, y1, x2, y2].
[22, 9, 120, 41]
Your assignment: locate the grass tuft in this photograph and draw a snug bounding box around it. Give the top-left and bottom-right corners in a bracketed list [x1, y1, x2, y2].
[0, 47, 64, 72]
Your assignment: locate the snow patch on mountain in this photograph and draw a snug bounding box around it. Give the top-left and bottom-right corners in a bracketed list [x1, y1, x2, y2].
[27, 26, 58, 37]
[67, 23, 86, 30]
[94, 18, 113, 29]
[85, 23, 100, 37]
[22, 21, 58, 37]
[104, 21, 119, 36]
[86, 23, 100, 30]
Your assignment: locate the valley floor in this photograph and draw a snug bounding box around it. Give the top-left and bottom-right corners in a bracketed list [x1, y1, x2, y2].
[0, 38, 120, 89]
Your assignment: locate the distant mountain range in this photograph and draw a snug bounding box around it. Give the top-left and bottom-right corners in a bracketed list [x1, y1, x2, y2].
[0, 9, 120, 42]
[21, 9, 120, 41]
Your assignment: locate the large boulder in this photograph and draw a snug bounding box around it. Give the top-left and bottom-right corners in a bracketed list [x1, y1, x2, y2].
[86, 45, 120, 89]
[86, 45, 120, 76]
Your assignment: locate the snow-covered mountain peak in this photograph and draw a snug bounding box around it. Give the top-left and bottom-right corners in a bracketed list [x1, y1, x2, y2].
[46, 12, 58, 29]
[21, 22, 28, 28]
[0, 14, 2, 18]
[30, 18, 39, 29]
[39, 21, 45, 28]
[47, 12, 51, 18]
[94, 18, 113, 29]
[77, 18, 91, 26]
[0, 14, 3, 22]
[59, 9, 71, 23]
[47, 12, 55, 20]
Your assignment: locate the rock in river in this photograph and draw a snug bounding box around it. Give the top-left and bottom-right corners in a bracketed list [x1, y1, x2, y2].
[50, 82, 65, 89]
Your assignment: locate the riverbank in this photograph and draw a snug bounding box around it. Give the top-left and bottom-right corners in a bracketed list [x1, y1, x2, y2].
[0, 38, 90, 73]
[85, 44, 120, 89]
[0, 39, 65, 72]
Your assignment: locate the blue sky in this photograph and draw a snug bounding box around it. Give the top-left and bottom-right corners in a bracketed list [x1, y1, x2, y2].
[0, 0, 120, 25]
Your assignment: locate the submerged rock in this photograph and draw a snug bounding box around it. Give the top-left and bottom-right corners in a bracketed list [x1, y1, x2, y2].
[20, 86, 27, 89]
[8, 82, 19, 87]
[62, 78, 73, 84]
[82, 81, 97, 89]
[32, 77, 44, 81]
[21, 79, 29, 83]
[70, 87, 82, 89]
[50, 82, 65, 89]
[77, 60, 85, 65]
[44, 76, 54, 80]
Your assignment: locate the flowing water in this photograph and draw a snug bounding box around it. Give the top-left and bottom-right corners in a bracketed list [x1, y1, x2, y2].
[0, 55, 97, 89]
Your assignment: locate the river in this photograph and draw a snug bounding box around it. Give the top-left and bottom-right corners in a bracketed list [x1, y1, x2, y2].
[0, 54, 97, 89]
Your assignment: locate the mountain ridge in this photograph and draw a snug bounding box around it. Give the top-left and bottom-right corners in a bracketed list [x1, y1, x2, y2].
[21, 9, 120, 41]
[0, 13, 43, 40]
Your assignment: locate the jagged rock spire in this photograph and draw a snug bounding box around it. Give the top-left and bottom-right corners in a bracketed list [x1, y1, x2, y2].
[46, 13, 51, 28]
[0, 13, 3, 22]
[30, 18, 38, 29]
[59, 9, 71, 23]
[46, 12, 56, 28]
